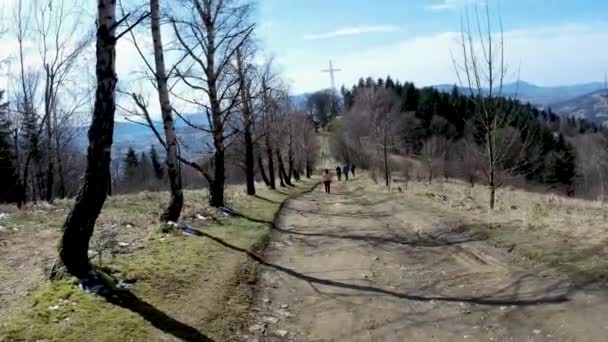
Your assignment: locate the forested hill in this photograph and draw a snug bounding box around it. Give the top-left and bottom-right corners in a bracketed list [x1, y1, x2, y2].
[339, 76, 607, 191]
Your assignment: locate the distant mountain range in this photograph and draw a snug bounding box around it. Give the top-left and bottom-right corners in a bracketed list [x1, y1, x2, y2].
[75, 114, 210, 157]
[75, 83, 608, 154]
[550, 90, 608, 124]
[433, 81, 608, 125]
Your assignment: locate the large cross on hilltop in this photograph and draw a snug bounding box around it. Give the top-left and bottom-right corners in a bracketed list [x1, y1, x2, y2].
[321, 60, 341, 93]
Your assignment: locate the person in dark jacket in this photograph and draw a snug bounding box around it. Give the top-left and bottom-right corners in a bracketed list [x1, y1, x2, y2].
[335, 166, 342, 181]
[351, 164, 356, 177]
[343, 163, 350, 181]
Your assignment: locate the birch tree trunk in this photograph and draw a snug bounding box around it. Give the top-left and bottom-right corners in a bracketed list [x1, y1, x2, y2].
[57, 0, 116, 278]
[150, 0, 183, 222]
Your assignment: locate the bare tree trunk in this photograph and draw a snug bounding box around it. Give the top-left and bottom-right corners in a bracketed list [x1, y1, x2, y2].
[276, 151, 285, 187]
[258, 156, 270, 186]
[45, 123, 54, 201]
[150, 0, 183, 222]
[384, 133, 389, 188]
[56, 155, 66, 198]
[266, 136, 276, 189]
[204, 14, 225, 208]
[44, 69, 55, 202]
[306, 159, 312, 178]
[277, 149, 292, 186]
[236, 47, 255, 196]
[489, 163, 496, 209]
[57, 0, 116, 278]
[490, 182, 496, 209]
[287, 135, 295, 183]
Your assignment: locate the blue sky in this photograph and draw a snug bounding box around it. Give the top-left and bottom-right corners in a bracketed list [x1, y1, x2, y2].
[255, 0, 608, 93]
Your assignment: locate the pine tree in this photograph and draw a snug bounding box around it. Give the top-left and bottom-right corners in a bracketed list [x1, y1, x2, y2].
[546, 136, 576, 189]
[139, 151, 152, 183]
[401, 83, 419, 112]
[150, 145, 164, 180]
[0, 91, 18, 203]
[385, 75, 395, 89]
[123, 147, 139, 184]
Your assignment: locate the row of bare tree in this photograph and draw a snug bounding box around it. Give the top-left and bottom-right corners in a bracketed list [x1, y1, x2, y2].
[0, 0, 322, 280]
[2, 0, 92, 206]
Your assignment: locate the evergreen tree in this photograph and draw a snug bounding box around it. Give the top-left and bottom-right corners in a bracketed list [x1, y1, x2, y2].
[546, 136, 576, 189]
[0, 91, 18, 203]
[150, 145, 164, 180]
[357, 78, 365, 88]
[139, 151, 152, 183]
[401, 83, 419, 112]
[385, 75, 395, 89]
[123, 147, 139, 184]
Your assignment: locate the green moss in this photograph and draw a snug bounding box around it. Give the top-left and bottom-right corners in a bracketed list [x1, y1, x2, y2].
[0, 180, 318, 342]
[1, 280, 148, 342]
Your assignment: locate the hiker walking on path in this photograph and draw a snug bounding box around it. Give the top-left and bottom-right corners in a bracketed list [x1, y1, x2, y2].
[351, 164, 356, 177]
[336, 166, 342, 181]
[343, 163, 350, 181]
[322, 169, 333, 193]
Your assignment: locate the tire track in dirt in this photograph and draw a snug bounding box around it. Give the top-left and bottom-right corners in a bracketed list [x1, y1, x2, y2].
[242, 180, 608, 342]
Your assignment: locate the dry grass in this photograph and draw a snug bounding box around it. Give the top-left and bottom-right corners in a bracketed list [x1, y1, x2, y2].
[0, 179, 317, 341]
[355, 172, 608, 284]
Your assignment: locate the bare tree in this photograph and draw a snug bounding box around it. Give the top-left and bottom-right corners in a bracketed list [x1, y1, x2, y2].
[454, 139, 481, 187]
[452, 1, 533, 209]
[55, 1, 147, 280]
[351, 87, 400, 188]
[171, 0, 254, 207]
[256, 60, 282, 190]
[14, 0, 41, 204]
[35, 0, 91, 202]
[150, 0, 183, 222]
[235, 44, 256, 195]
[420, 136, 449, 184]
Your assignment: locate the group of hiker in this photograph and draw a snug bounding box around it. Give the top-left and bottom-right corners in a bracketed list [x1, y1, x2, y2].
[322, 163, 356, 194]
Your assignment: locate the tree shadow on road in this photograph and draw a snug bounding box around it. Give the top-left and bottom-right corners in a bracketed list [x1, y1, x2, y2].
[186, 225, 572, 307]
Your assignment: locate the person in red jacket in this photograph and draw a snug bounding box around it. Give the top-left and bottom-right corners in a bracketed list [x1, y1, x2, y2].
[322, 169, 332, 193]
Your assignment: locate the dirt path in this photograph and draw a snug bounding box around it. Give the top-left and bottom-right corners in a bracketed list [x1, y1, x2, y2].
[246, 181, 608, 341]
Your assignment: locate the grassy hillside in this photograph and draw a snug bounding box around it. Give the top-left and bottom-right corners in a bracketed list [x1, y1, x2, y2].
[357, 173, 608, 285]
[0, 180, 317, 341]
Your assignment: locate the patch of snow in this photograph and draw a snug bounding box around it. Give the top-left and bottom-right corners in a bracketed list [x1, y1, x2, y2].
[0, 213, 9, 220]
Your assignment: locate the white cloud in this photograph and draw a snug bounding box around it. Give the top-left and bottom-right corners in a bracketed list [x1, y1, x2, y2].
[426, 0, 479, 11]
[303, 25, 400, 41]
[281, 23, 608, 94]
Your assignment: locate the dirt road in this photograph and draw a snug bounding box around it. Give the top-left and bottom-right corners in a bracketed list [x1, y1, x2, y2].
[246, 181, 608, 341]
